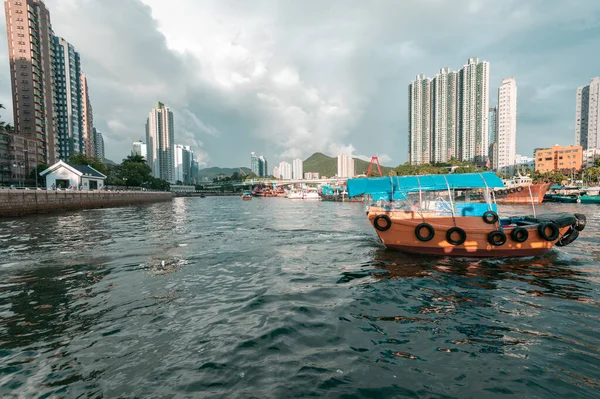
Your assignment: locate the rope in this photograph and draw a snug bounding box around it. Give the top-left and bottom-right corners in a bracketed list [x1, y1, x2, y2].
[443, 175, 456, 226]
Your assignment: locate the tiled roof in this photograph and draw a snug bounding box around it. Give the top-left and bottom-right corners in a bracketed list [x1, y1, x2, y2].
[67, 163, 106, 178]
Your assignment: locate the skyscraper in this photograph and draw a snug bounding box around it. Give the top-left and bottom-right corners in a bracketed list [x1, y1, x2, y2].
[273, 166, 280, 179]
[495, 78, 517, 173]
[292, 158, 303, 180]
[458, 57, 490, 163]
[408, 74, 432, 164]
[146, 102, 175, 182]
[488, 107, 497, 144]
[191, 159, 199, 184]
[53, 36, 83, 159]
[337, 153, 355, 178]
[250, 152, 259, 175]
[258, 156, 268, 177]
[174, 144, 192, 183]
[488, 106, 498, 170]
[81, 74, 95, 157]
[278, 161, 292, 180]
[94, 128, 104, 160]
[132, 140, 147, 159]
[408, 58, 490, 165]
[5, 0, 57, 165]
[432, 68, 458, 162]
[576, 77, 600, 150]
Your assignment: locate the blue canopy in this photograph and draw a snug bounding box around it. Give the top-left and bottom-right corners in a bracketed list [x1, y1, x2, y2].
[347, 172, 504, 199]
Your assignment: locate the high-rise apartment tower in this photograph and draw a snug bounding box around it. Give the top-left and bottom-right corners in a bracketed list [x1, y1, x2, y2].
[576, 77, 600, 150]
[5, 0, 57, 164]
[495, 78, 517, 173]
[146, 101, 175, 182]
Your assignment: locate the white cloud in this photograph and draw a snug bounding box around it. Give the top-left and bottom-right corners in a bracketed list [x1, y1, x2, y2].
[0, 0, 597, 168]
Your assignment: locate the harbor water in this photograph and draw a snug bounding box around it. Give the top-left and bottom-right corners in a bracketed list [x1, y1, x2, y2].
[0, 198, 599, 398]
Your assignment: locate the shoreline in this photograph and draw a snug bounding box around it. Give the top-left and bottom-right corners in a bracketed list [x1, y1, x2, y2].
[0, 190, 173, 217]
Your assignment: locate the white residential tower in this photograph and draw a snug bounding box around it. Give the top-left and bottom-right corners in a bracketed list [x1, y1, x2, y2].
[495, 78, 517, 173]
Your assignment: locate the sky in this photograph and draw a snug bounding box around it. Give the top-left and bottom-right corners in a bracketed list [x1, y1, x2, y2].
[0, 0, 599, 168]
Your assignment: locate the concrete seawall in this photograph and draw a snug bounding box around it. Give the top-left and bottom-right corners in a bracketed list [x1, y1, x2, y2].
[0, 190, 173, 217]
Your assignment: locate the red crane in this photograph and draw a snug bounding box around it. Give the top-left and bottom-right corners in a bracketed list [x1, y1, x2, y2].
[366, 156, 383, 177]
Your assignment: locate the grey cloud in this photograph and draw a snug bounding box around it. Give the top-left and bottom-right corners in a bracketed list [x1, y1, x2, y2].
[1, 0, 599, 168]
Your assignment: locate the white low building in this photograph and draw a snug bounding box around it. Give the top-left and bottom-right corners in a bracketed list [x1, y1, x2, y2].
[515, 154, 535, 172]
[40, 160, 107, 190]
[583, 148, 600, 168]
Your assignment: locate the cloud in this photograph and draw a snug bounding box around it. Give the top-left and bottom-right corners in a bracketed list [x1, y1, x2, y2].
[0, 0, 598, 168]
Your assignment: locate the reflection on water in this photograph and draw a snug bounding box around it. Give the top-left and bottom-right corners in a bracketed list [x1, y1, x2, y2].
[0, 199, 598, 398]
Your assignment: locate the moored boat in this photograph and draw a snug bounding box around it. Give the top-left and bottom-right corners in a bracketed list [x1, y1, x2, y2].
[303, 188, 321, 200]
[287, 188, 321, 200]
[493, 175, 550, 204]
[347, 172, 586, 257]
[543, 193, 579, 203]
[287, 190, 303, 199]
[579, 187, 600, 204]
[241, 191, 253, 200]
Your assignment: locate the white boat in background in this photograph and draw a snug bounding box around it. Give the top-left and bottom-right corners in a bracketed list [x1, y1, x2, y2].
[287, 191, 304, 199]
[286, 188, 321, 200]
[303, 189, 321, 200]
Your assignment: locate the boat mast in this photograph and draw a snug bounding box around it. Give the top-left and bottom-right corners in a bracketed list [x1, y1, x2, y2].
[527, 185, 537, 218]
[442, 175, 456, 225]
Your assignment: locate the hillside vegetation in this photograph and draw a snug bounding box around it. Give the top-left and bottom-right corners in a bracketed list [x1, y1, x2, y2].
[199, 167, 251, 181]
[303, 152, 393, 177]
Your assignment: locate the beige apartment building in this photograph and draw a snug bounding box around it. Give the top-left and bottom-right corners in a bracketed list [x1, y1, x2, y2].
[4, 0, 57, 165]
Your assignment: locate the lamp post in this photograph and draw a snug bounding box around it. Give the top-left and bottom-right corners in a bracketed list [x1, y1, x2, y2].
[123, 177, 128, 190]
[12, 162, 24, 187]
[23, 149, 38, 188]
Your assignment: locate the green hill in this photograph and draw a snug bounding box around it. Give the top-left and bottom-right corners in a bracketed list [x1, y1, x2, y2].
[198, 166, 251, 181]
[303, 152, 393, 177]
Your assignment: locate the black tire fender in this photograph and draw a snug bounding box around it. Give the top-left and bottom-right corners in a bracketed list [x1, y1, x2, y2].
[511, 227, 529, 243]
[373, 214, 392, 232]
[556, 227, 579, 247]
[415, 223, 435, 242]
[574, 213, 586, 232]
[538, 222, 560, 241]
[488, 231, 507, 246]
[482, 211, 499, 224]
[446, 227, 467, 246]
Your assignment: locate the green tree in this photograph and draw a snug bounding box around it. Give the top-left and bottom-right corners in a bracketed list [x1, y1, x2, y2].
[583, 167, 600, 184]
[149, 177, 170, 191]
[68, 153, 107, 175]
[125, 154, 145, 163]
[29, 164, 48, 187]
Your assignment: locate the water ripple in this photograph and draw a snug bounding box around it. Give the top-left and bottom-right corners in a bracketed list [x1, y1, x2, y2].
[0, 198, 598, 398]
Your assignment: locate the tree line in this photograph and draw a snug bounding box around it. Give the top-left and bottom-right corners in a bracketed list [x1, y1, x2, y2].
[65, 153, 170, 191]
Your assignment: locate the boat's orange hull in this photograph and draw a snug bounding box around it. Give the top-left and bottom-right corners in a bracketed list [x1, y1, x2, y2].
[495, 183, 551, 204]
[368, 210, 569, 257]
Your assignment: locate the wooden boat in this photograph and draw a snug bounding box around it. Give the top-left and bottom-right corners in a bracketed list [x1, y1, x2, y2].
[241, 191, 253, 200]
[493, 182, 551, 204]
[347, 172, 586, 257]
